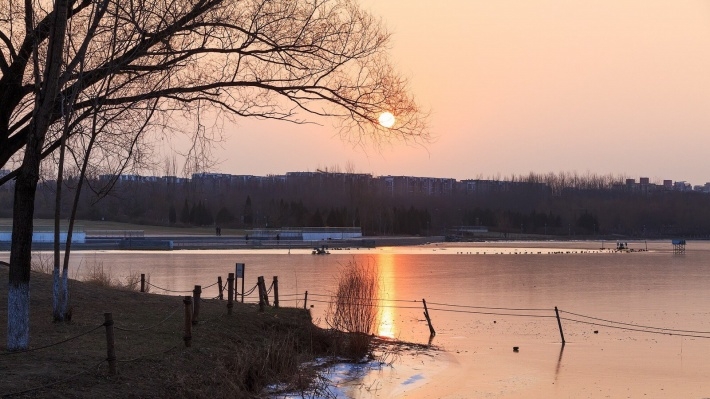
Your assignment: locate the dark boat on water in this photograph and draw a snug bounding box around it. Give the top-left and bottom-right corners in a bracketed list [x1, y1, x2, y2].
[312, 246, 330, 255]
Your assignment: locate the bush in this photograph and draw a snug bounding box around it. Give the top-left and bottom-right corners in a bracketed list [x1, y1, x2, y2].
[326, 259, 379, 359]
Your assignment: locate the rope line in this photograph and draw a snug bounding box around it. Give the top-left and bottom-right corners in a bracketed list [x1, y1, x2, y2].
[426, 301, 550, 312]
[145, 282, 193, 293]
[114, 305, 182, 332]
[308, 293, 419, 303]
[237, 284, 258, 296]
[427, 307, 556, 318]
[559, 309, 710, 335]
[560, 317, 710, 339]
[306, 295, 554, 318]
[1, 324, 104, 356]
[308, 298, 424, 310]
[146, 280, 220, 293]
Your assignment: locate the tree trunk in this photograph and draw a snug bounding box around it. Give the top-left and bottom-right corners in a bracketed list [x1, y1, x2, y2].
[60, 128, 96, 320]
[8, 144, 41, 350]
[53, 136, 66, 322]
[9, 0, 70, 350]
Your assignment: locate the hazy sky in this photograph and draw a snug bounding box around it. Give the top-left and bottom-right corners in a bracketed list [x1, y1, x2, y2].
[196, 1, 710, 185]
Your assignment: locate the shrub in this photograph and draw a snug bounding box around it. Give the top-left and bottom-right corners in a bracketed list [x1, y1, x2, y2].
[326, 259, 379, 359]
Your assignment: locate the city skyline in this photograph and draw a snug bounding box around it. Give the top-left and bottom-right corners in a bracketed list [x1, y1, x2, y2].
[88, 169, 707, 193]
[184, 1, 710, 185]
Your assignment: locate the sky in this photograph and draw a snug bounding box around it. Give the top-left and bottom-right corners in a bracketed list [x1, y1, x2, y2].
[189, 1, 710, 185]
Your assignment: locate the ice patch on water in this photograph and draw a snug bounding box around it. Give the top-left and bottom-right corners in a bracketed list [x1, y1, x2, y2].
[401, 373, 424, 385]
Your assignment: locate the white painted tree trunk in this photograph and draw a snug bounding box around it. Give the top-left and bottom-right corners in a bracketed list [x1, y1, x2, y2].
[53, 268, 61, 320]
[61, 268, 69, 319]
[7, 283, 30, 350]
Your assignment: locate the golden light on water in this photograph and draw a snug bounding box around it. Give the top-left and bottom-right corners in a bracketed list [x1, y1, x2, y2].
[376, 252, 396, 338]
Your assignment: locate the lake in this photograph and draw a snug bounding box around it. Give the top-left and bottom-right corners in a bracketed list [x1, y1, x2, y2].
[8, 240, 710, 398]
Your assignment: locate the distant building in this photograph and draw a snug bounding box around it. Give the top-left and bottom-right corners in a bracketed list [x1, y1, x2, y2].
[246, 227, 362, 241]
[379, 175, 455, 196]
[674, 181, 692, 192]
[161, 175, 189, 185]
[0, 229, 85, 244]
[99, 174, 158, 183]
[91, 171, 710, 198]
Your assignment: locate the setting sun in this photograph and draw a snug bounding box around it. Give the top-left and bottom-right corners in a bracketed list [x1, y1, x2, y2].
[378, 112, 396, 128]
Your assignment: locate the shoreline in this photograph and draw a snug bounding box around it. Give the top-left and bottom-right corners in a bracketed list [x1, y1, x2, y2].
[1, 233, 689, 252]
[0, 263, 377, 398]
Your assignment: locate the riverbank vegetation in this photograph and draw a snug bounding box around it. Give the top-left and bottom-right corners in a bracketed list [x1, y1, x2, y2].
[326, 260, 380, 359]
[0, 262, 384, 398]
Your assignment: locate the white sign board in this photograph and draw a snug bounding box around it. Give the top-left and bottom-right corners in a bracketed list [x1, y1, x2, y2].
[236, 263, 245, 279]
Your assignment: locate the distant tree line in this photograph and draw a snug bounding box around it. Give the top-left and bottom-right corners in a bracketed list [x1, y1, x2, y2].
[2, 171, 709, 237]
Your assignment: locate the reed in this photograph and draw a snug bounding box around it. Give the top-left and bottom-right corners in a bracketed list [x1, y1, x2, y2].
[326, 259, 379, 358]
[30, 251, 53, 274]
[83, 262, 151, 292]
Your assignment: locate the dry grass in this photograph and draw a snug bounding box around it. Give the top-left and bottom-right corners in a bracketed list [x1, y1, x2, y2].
[326, 259, 379, 359]
[30, 251, 53, 274]
[83, 261, 114, 287]
[82, 261, 151, 292]
[0, 263, 357, 398]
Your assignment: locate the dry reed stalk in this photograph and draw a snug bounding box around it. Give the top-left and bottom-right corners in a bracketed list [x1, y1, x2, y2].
[326, 259, 379, 358]
[30, 251, 53, 274]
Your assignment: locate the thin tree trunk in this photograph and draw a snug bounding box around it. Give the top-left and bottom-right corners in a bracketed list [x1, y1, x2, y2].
[61, 126, 97, 319]
[52, 130, 67, 322]
[9, 0, 70, 350]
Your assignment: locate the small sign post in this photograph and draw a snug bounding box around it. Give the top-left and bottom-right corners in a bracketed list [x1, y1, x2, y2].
[236, 263, 245, 303]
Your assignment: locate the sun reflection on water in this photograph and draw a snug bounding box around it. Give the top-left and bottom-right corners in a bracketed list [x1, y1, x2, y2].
[376, 252, 397, 338]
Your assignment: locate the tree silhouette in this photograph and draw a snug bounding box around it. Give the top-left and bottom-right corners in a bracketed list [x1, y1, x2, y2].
[1, 0, 428, 349]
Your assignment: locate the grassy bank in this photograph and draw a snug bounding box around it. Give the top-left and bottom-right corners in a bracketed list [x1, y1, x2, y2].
[0, 265, 351, 398]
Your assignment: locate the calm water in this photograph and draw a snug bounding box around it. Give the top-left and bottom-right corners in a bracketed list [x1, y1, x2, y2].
[10, 240, 710, 397]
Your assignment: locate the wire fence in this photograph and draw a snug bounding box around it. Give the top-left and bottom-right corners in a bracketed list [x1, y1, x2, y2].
[6, 272, 710, 396]
[137, 276, 710, 341]
[1, 294, 201, 396]
[293, 292, 710, 339]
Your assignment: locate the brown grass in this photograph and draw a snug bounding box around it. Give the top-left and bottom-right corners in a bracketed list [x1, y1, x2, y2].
[325, 259, 379, 359]
[30, 251, 53, 274]
[80, 261, 151, 293]
[0, 264, 346, 398]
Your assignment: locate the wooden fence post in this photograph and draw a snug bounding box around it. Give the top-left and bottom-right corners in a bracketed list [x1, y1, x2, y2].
[273, 276, 279, 308]
[555, 306, 566, 344]
[140, 274, 145, 293]
[303, 291, 308, 310]
[217, 276, 223, 300]
[183, 296, 192, 347]
[258, 276, 265, 312]
[227, 273, 234, 315]
[422, 299, 436, 336]
[192, 285, 201, 325]
[260, 276, 270, 306]
[104, 313, 117, 375]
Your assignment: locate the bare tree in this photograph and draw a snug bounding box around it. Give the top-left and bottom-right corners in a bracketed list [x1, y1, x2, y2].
[0, 0, 427, 349]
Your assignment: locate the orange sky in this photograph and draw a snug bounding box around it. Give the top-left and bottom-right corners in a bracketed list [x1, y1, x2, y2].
[193, 1, 710, 185]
